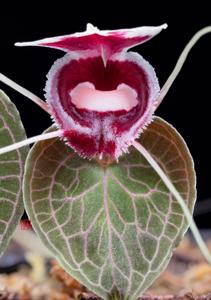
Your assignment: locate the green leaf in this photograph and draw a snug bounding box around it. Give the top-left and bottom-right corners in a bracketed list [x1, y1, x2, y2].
[23, 117, 196, 300]
[0, 90, 29, 256]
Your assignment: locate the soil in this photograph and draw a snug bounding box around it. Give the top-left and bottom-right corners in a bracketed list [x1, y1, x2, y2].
[0, 233, 211, 300]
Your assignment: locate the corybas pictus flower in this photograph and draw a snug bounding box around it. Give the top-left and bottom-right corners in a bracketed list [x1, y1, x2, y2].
[15, 23, 167, 159]
[1, 23, 211, 277]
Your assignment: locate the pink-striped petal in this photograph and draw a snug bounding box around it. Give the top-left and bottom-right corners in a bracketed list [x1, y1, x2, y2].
[15, 23, 167, 65]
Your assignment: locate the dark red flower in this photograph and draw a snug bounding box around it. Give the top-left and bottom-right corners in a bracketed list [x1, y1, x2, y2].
[16, 23, 167, 159]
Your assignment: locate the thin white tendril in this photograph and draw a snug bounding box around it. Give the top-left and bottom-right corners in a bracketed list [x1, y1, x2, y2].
[133, 141, 211, 264]
[0, 130, 63, 155]
[155, 26, 211, 108]
[0, 73, 50, 114]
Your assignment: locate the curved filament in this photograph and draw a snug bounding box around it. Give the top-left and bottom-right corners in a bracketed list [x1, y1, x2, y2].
[133, 140, 211, 264]
[0, 130, 63, 155]
[0, 73, 50, 114]
[155, 26, 211, 109]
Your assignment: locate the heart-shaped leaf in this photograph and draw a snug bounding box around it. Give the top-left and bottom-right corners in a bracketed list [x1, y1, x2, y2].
[23, 117, 196, 299]
[0, 90, 29, 256]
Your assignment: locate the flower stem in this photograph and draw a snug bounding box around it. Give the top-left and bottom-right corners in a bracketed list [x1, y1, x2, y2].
[13, 226, 52, 258]
[133, 140, 211, 264]
[156, 26, 211, 109]
[0, 72, 50, 114]
[0, 130, 63, 155]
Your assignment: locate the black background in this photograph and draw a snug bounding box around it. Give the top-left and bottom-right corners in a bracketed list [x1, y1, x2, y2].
[0, 5, 211, 228]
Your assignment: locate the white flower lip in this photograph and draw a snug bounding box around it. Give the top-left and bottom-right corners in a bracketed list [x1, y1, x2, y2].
[69, 82, 138, 112]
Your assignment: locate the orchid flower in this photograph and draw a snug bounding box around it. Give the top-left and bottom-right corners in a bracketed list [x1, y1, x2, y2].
[0, 24, 211, 299]
[14, 23, 167, 159]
